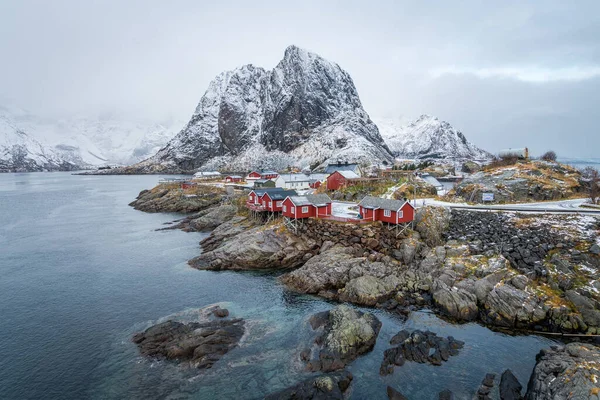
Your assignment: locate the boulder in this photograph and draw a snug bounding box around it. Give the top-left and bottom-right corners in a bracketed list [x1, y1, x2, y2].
[482, 284, 546, 328]
[264, 370, 353, 400]
[132, 314, 244, 369]
[380, 330, 464, 375]
[305, 305, 382, 372]
[589, 243, 600, 255]
[500, 369, 523, 400]
[433, 284, 479, 321]
[524, 343, 600, 399]
[338, 275, 401, 306]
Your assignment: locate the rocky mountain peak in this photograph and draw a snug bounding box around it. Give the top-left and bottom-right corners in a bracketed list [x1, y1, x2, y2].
[133, 46, 393, 173]
[376, 115, 491, 161]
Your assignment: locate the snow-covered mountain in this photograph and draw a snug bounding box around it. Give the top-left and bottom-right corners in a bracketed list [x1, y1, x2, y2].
[376, 115, 491, 161]
[128, 45, 393, 173]
[0, 105, 181, 172]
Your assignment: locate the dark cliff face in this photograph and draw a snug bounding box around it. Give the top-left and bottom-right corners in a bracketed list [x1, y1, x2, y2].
[141, 45, 392, 172]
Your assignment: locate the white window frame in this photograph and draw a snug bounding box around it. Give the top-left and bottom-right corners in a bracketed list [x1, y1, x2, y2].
[291, 206, 295, 213]
[384, 209, 391, 217]
[269, 201, 273, 208]
[276, 201, 282, 207]
[283, 205, 287, 212]
[302, 206, 309, 213]
[398, 210, 403, 218]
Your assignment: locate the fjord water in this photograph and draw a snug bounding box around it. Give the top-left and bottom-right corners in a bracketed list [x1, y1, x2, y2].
[0, 173, 557, 400]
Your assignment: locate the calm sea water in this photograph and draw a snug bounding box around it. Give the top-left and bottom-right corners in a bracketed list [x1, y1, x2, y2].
[0, 172, 557, 400]
[559, 157, 600, 171]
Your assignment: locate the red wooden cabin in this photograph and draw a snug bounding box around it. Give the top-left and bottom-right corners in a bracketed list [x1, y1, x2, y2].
[358, 195, 415, 224]
[225, 175, 243, 183]
[247, 171, 262, 180]
[326, 170, 360, 191]
[281, 194, 332, 219]
[261, 190, 297, 212]
[260, 170, 279, 180]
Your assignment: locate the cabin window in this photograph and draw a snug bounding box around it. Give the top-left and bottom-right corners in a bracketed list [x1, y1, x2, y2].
[269, 202, 272, 208]
[398, 210, 403, 218]
[302, 206, 309, 213]
[291, 206, 295, 213]
[276, 201, 282, 207]
[283, 205, 287, 212]
[384, 209, 391, 217]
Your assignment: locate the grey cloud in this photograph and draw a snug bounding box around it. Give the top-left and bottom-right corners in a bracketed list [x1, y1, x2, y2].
[0, 0, 598, 156]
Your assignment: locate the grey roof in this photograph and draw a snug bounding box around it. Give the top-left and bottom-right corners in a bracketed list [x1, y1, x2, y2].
[335, 170, 360, 179]
[251, 187, 285, 197]
[325, 163, 360, 174]
[265, 190, 297, 200]
[278, 173, 327, 182]
[260, 170, 279, 175]
[288, 193, 332, 206]
[358, 195, 412, 211]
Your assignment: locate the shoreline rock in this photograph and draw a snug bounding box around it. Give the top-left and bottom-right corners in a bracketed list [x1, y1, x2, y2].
[132, 307, 244, 369]
[524, 343, 600, 399]
[129, 185, 224, 213]
[303, 305, 382, 372]
[264, 370, 353, 400]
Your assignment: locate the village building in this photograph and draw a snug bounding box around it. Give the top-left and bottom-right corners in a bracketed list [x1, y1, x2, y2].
[324, 162, 362, 177]
[193, 171, 221, 180]
[225, 175, 243, 183]
[282, 194, 333, 220]
[247, 170, 280, 181]
[261, 190, 297, 212]
[275, 173, 328, 190]
[358, 195, 415, 224]
[499, 148, 529, 160]
[247, 187, 285, 207]
[253, 179, 276, 189]
[326, 170, 361, 190]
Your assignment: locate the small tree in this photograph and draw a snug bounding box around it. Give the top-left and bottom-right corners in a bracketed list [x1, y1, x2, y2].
[540, 150, 557, 162]
[582, 167, 600, 204]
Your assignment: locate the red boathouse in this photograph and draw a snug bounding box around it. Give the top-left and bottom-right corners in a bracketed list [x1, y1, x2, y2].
[281, 194, 333, 219]
[358, 195, 415, 224]
[326, 170, 360, 191]
[225, 175, 243, 183]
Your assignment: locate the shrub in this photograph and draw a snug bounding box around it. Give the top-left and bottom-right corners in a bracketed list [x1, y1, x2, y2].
[540, 150, 557, 162]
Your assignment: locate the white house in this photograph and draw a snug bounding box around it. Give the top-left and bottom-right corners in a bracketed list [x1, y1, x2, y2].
[275, 173, 328, 190]
[193, 171, 221, 180]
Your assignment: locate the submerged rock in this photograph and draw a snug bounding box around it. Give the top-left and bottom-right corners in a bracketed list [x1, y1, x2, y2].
[476, 373, 495, 400]
[132, 310, 244, 369]
[500, 369, 523, 400]
[304, 305, 382, 372]
[525, 343, 600, 399]
[387, 386, 408, 400]
[264, 370, 353, 400]
[380, 330, 464, 375]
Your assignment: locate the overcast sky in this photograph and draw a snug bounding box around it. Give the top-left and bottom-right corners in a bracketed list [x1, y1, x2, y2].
[1, 0, 599, 157]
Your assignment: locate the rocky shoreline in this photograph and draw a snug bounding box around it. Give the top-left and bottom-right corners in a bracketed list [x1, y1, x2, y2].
[130, 185, 600, 398]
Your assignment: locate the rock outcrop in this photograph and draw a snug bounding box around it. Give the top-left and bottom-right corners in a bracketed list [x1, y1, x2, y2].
[131, 306, 244, 369]
[500, 369, 524, 400]
[452, 161, 583, 203]
[302, 305, 382, 372]
[380, 330, 464, 375]
[264, 370, 353, 400]
[525, 343, 600, 399]
[189, 221, 311, 271]
[129, 185, 224, 213]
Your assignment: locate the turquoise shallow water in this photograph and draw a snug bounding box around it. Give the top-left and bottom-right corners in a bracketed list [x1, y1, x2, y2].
[0, 172, 557, 399]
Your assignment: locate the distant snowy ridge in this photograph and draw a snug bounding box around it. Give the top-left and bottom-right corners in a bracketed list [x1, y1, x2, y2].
[128, 45, 394, 173]
[376, 115, 491, 161]
[0, 105, 182, 172]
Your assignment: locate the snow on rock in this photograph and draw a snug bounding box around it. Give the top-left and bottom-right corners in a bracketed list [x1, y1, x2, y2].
[376, 115, 491, 161]
[0, 105, 182, 172]
[130, 45, 394, 173]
